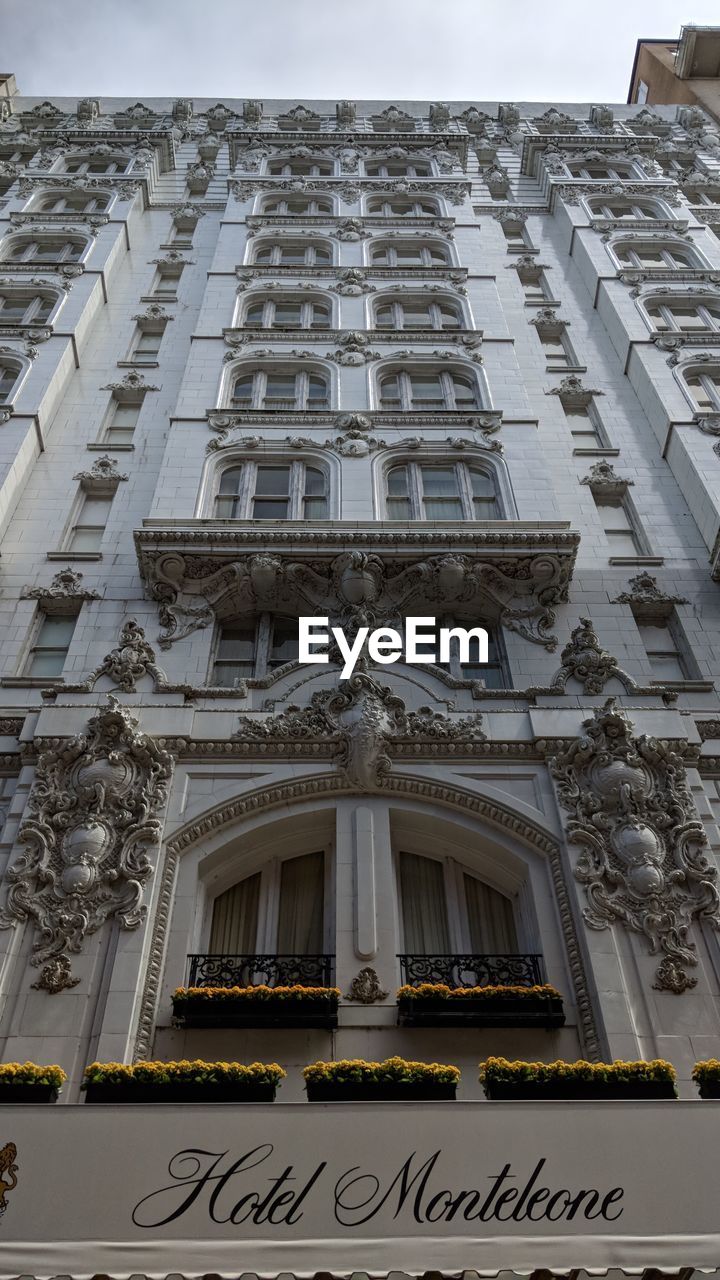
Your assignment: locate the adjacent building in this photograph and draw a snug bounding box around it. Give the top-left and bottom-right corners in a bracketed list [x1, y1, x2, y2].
[0, 83, 719, 1273]
[629, 24, 720, 123]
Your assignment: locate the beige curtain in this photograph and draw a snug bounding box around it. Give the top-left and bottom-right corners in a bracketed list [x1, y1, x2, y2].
[464, 873, 518, 952]
[399, 851, 450, 952]
[209, 872, 261, 953]
[277, 850, 324, 953]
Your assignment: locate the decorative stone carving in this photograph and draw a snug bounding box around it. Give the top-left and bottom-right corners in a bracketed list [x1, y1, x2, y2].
[483, 164, 510, 196]
[234, 672, 486, 788]
[534, 108, 577, 134]
[331, 269, 376, 296]
[336, 101, 356, 128]
[346, 967, 388, 1003]
[372, 106, 415, 132]
[550, 617, 641, 695]
[243, 100, 263, 126]
[429, 103, 450, 129]
[278, 105, 320, 130]
[694, 412, 720, 437]
[325, 428, 386, 457]
[23, 568, 101, 605]
[204, 103, 238, 133]
[73, 456, 128, 485]
[457, 106, 491, 133]
[30, 955, 80, 994]
[63, 620, 175, 694]
[580, 459, 632, 498]
[172, 98, 193, 126]
[498, 103, 520, 129]
[131, 303, 173, 325]
[590, 105, 614, 130]
[172, 203, 204, 229]
[101, 370, 159, 394]
[529, 307, 567, 336]
[326, 332, 381, 365]
[335, 218, 368, 241]
[186, 160, 213, 192]
[612, 573, 687, 621]
[157, 602, 214, 651]
[546, 375, 603, 408]
[549, 699, 720, 992]
[0, 697, 173, 965]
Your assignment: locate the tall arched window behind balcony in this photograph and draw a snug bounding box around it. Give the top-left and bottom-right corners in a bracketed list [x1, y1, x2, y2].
[370, 240, 450, 267]
[214, 460, 329, 519]
[379, 369, 480, 411]
[231, 367, 330, 410]
[210, 850, 327, 955]
[244, 295, 331, 330]
[398, 850, 519, 954]
[386, 461, 499, 519]
[374, 295, 462, 330]
[254, 241, 331, 266]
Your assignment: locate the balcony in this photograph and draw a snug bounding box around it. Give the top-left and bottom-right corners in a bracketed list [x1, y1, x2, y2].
[173, 953, 338, 1028]
[397, 953, 565, 1028]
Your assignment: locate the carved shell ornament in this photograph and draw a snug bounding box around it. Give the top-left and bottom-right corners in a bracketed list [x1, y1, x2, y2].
[550, 699, 720, 993]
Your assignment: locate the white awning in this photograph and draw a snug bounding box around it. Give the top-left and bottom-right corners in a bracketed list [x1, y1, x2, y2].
[1, 1100, 718, 1277]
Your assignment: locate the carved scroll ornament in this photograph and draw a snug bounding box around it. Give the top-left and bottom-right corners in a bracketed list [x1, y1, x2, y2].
[0, 698, 173, 967]
[549, 699, 720, 993]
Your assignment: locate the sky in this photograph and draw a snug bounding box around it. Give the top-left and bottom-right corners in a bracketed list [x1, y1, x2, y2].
[2, 0, 719, 103]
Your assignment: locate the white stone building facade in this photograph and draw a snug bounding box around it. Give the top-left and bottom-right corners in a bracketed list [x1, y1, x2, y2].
[0, 89, 720, 1273]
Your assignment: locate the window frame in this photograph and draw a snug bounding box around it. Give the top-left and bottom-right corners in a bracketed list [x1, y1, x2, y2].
[682, 367, 720, 413]
[378, 368, 482, 412]
[365, 195, 442, 217]
[384, 458, 500, 520]
[206, 844, 335, 956]
[611, 240, 699, 270]
[395, 847, 523, 955]
[0, 289, 60, 326]
[1, 234, 89, 265]
[643, 296, 720, 334]
[31, 188, 112, 214]
[229, 366, 331, 411]
[210, 612, 302, 684]
[260, 194, 335, 215]
[373, 295, 463, 331]
[364, 159, 433, 178]
[266, 158, 335, 178]
[23, 609, 78, 679]
[213, 458, 330, 520]
[242, 294, 332, 331]
[369, 240, 451, 267]
[252, 240, 333, 267]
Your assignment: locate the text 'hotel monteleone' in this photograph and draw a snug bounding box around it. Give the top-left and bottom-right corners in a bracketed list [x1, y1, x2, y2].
[0, 80, 719, 1276]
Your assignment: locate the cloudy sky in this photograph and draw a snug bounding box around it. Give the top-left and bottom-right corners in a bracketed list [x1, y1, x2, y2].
[3, 0, 719, 102]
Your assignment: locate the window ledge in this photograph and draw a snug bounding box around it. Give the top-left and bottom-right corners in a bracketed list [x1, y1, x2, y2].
[87, 442, 135, 451]
[524, 299, 562, 307]
[116, 360, 160, 369]
[608, 556, 664, 566]
[649, 678, 715, 692]
[47, 551, 103, 561]
[572, 447, 620, 456]
[546, 365, 587, 374]
[1, 676, 64, 689]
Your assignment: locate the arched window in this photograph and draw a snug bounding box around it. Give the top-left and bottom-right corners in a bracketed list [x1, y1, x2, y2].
[566, 161, 637, 179]
[1, 233, 87, 264]
[644, 296, 720, 333]
[63, 152, 130, 175]
[386, 460, 499, 519]
[231, 367, 330, 410]
[209, 849, 328, 957]
[32, 189, 110, 214]
[215, 460, 329, 519]
[365, 159, 432, 177]
[370, 240, 450, 267]
[374, 295, 462, 330]
[254, 240, 331, 266]
[267, 157, 334, 177]
[683, 367, 720, 413]
[436, 623, 508, 687]
[261, 195, 334, 215]
[588, 197, 662, 220]
[244, 295, 331, 330]
[397, 850, 519, 955]
[366, 195, 441, 216]
[211, 614, 300, 684]
[0, 359, 23, 404]
[613, 241, 697, 269]
[379, 369, 480, 412]
[0, 289, 58, 325]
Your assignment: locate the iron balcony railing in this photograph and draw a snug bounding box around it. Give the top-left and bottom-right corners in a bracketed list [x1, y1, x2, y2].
[187, 952, 335, 989]
[398, 953, 545, 988]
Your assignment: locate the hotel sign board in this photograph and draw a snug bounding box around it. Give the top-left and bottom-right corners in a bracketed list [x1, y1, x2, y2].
[1, 1100, 718, 1275]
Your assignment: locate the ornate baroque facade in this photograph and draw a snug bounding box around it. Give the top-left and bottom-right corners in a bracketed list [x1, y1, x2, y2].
[0, 92, 720, 1268]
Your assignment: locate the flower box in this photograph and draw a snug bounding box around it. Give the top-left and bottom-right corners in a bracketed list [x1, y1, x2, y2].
[479, 1056, 677, 1101]
[82, 1059, 285, 1104]
[172, 984, 340, 1029]
[692, 1061, 720, 1099]
[0, 1063, 66, 1103]
[304, 1056, 459, 1102]
[397, 983, 565, 1029]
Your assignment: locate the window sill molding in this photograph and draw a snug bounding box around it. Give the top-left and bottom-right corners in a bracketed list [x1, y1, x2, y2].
[87, 442, 135, 451]
[649, 678, 715, 692]
[608, 556, 664, 566]
[572, 447, 620, 456]
[1, 677, 63, 689]
[47, 551, 103, 561]
[117, 360, 160, 369]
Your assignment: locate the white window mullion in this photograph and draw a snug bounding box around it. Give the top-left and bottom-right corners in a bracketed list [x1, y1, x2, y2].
[408, 463, 424, 519]
[455, 463, 474, 519]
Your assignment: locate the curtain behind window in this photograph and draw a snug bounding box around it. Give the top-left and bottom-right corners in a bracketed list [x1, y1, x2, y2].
[399, 851, 450, 952]
[277, 850, 324, 952]
[210, 872, 261, 953]
[464, 874, 518, 952]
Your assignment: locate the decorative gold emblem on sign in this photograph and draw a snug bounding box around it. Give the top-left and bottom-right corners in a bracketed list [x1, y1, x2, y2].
[0, 1143, 18, 1217]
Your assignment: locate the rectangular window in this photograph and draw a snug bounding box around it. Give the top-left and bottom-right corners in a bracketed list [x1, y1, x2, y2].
[24, 612, 76, 677]
[564, 403, 603, 448]
[66, 493, 113, 552]
[105, 402, 139, 445]
[636, 80, 649, 105]
[540, 333, 572, 367]
[211, 625, 255, 686]
[595, 497, 642, 555]
[132, 329, 162, 362]
[638, 621, 687, 680]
